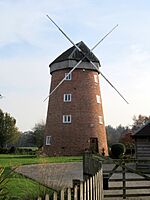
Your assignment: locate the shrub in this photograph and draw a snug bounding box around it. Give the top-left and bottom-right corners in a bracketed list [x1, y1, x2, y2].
[9, 146, 16, 154]
[110, 143, 126, 159]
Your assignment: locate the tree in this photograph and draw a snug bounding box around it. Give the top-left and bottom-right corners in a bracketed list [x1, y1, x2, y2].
[132, 114, 150, 131]
[31, 122, 45, 147]
[0, 109, 20, 147]
[106, 124, 128, 146]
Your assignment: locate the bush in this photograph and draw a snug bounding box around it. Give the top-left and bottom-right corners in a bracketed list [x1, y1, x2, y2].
[8, 146, 16, 154]
[110, 143, 126, 159]
[0, 148, 8, 154]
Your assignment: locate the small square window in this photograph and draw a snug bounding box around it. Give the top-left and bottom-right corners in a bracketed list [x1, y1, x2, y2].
[65, 73, 72, 80]
[63, 115, 71, 123]
[99, 116, 103, 124]
[94, 75, 98, 83]
[46, 136, 51, 145]
[64, 94, 71, 102]
[96, 95, 101, 104]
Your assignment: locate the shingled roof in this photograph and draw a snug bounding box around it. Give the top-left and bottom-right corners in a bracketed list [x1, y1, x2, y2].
[49, 41, 100, 66]
[133, 121, 150, 138]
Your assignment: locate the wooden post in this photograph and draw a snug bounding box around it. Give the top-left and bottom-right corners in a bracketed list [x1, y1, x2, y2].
[80, 181, 84, 200]
[53, 191, 57, 200]
[74, 185, 78, 200]
[122, 161, 126, 199]
[84, 180, 87, 200]
[100, 169, 103, 200]
[95, 174, 98, 200]
[67, 188, 71, 200]
[90, 177, 93, 200]
[45, 194, 49, 200]
[61, 189, 65, 200]
[87, 179, 90, 200]
[93, 176, 95, 200]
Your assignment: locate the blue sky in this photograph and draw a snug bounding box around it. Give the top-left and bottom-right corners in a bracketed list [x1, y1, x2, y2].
[0, 0, 150, 131]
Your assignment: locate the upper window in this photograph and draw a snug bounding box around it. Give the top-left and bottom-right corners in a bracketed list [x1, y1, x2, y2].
[94, 75, 98, 83]
[63, 115, 71, 123]
[64, 94, 71, 102]
[65, 73, 72, 80]
[99, 116, 103, 124]
[46, 136, 51, 145]
[96, 95, 101, 104]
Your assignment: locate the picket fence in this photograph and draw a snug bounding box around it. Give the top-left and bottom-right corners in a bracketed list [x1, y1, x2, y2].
[37, 169, 103, 200]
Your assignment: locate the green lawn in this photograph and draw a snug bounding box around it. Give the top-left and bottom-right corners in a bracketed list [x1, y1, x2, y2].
[0, 154, 82, 200]
[0, 154, 82, 168]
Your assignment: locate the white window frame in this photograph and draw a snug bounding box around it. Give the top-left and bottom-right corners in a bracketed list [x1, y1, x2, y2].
[96, 95, 101, 104]
[99, 116, 103, 124]
[63, 115, 71, 123]
[94, 74, 98, 83]
[46, 136, 51, 145]
[65, 73, 72, 80]
[64, 94, 71, 102]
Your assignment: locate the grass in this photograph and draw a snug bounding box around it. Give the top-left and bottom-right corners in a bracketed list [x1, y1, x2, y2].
[0, 154, 82, 168]
[0, 154, 82, 199]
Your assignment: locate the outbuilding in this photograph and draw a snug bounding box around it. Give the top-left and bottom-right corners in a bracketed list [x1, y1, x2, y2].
[133, 121, 150, 160]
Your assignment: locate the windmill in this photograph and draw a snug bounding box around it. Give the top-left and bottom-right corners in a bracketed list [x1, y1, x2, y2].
[43, 16, 128, 156]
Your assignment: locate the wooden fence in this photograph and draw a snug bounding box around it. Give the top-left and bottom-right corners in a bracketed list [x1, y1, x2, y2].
[103, 159, 150, 199]
[37, 169, 103, 200]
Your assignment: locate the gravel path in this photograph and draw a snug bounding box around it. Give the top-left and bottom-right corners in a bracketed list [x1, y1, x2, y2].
[15, 162, 83, 190]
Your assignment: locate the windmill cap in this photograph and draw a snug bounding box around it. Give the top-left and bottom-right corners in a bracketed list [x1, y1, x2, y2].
[49, 41, 101, 74]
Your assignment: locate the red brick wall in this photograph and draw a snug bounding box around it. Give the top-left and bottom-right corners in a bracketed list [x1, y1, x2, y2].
[44, 68, 108, 156]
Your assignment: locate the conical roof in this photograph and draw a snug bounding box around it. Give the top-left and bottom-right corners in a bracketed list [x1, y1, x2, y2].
[50, 41, 100, 66]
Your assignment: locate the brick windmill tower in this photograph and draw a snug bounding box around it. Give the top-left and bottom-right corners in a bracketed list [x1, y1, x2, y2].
[44, 41, 108, 156]
[44, 16, 128, 156]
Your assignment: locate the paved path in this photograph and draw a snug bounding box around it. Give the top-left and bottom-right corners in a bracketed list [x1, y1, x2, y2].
[16, 162, 83, 190]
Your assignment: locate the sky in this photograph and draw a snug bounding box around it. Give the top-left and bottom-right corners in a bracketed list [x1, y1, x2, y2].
[0, 0, 150, 131]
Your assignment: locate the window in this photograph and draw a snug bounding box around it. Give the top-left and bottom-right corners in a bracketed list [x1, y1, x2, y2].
[63, 115, 71, 123]
[64, 94, 71, 102]
[96, 95, 101, 104]
[46, 136, 51, 145]
[99, 116, 103, 124]
[94, 75, 98, 83]
[65, 73, 72, 80]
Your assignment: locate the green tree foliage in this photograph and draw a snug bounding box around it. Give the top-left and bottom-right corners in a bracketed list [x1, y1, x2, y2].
[16, 122, 45, 147]
[132, 114, 150, 131]
[0, 109, 20, 148]
[32, 122, 45, 147]
[106, 124, 128, 146]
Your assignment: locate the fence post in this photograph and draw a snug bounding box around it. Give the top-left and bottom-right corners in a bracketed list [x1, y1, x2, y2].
[93, 176, 96, 200]
[45, 194, 49, 200]
[67, 188, 71, 200]
[74, 185, 78, 200]
[53, 191, 58, 200]
[122, 161, 126, 199]
[87, 179, 90, 200]
[80, 181, 84, 200]
[61, 189, 65, 200]
[90, 177, 93, 200]
[84, 180, 87, 200]
[100, 169, 103, 200]
[83, 151, 102, 180]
